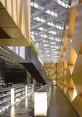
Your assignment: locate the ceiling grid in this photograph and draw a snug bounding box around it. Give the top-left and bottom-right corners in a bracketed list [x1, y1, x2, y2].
[31, 0, 69, 63]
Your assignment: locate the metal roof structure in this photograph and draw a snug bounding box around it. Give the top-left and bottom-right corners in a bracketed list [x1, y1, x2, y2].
[31, 0, 70, 63]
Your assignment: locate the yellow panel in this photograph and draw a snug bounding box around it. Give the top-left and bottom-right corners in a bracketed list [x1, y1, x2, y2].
[68, 78, 75, 89]
[66, 68, 71, 88]
[63, 35, 67, 51]
[68, 47, 77, 65]
[79, 44, 82, 54]
[63, 78, 67, 86]
[66, 89, 71, 101]
[79, 0, 82, 3]
[61, 48, 65, 57]
[61, 66, 64, 73]
[72, 55, 82, 95]
[68, 88, 77, 102]
[72, 96, 82, 117]
[68, 8, 77, 38]
[63, 60, 67, 70]
[63, 86, 67, 94]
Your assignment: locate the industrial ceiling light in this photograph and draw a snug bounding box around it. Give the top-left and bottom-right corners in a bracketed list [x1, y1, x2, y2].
[56, 25, 63, 30]
[45, 10, 58, 17]
[44, 44, 49, 47]
[40, 34, 47, 38]
[48, 37, 54, 40]
[57, 0, 69, 8]
[31, 2, 58, 17]
[55, 46, 60, 49]
[47, 22, 63, 30]
[50, 42, 56, 44]
[31, 2, 43, 10]
[43, 40, 46, 42]
[49, 31, 57, 35]
[31, 31, 34, 34]
[44, 35, 47, 38]
[34, 17, 45, 23]
[55, 38, 61, 42]
[38, 27, 44, 31]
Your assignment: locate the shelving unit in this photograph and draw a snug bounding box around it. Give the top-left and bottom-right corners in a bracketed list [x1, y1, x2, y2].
[14, 86, 25, 103]
[0, 84, 34, 114]
[0, 89, 11, 113]
[27, 84, 34, 95]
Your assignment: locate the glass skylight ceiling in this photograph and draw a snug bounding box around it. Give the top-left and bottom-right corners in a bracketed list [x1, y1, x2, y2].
[31, 0, 69, 63]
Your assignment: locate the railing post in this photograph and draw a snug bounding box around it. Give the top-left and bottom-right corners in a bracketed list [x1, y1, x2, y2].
[25, 85, 27, 97]
[11, 88, 14, 105]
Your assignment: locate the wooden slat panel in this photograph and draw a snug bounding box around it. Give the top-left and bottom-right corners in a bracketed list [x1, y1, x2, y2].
[0, 0, 31, 45]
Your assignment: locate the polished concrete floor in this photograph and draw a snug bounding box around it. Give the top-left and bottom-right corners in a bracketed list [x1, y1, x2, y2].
[47, 86, 79, 117]
[0, 85, 80, 117]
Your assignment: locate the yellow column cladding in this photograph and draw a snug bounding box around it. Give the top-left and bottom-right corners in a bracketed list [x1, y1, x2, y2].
[68, 8, 77, 38]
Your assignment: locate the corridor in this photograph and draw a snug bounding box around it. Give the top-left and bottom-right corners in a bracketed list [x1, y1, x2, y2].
[0, 85, 80, 117]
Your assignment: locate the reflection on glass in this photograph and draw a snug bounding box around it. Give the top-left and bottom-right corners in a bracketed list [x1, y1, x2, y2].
[10, 106, 15, 117]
